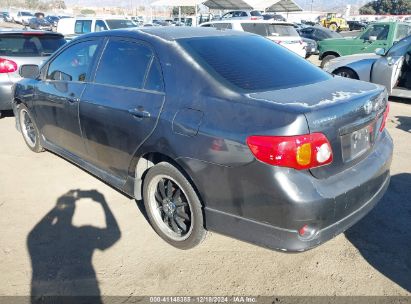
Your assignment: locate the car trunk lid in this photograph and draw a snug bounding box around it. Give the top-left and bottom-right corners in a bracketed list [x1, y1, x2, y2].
[247, 77, 388, 178]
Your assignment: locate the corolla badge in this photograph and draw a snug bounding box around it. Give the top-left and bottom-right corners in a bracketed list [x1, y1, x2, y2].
[364, 100, 373, 115]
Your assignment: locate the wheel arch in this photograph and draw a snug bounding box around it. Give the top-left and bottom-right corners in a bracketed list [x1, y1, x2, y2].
[320, 51, 340, 60]
[332, 67, 360, 79]
[131, 152, 205, 208]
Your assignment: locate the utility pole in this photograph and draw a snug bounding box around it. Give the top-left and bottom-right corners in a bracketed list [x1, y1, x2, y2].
[311, 0, 314, 12]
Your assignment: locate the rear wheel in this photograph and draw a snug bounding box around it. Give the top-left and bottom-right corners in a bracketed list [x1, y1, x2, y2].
[18, 104, 44, 153]
[142, 162, 206, 249]
[329, 23, 338, 31]
[321, 54, 337, 68]
[333, 67, 358, 79]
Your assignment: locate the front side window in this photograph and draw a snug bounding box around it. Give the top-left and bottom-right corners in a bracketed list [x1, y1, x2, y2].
[94, 39, 152, 89]
[95, 20, 108, 32]
[74, 20, 92, 34]
[47, 40, 99, 82]
[360, 24, 390, 41]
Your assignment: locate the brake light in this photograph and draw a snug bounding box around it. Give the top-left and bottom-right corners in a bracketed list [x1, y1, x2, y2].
[246, 133, 333, 170]
[379, 102, 390, 132]
[251, 17, 258, 20]
[0, 58, 18, 73]
[275, 40, 283, 44]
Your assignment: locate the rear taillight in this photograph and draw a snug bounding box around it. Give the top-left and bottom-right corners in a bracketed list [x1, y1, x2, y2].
[0, 58, 18, 74]
[246, 133, 333, 170]
[379, 102, 390, 132]
[250, 17, 258, 20]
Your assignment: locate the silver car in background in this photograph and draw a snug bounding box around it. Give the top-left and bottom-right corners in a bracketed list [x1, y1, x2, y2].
[323, 35, 411, 99]
[0, 31, 66, 117]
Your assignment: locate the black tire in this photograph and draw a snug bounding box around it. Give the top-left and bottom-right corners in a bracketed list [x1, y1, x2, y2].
[333, 67, 358, 79]
[142, 162, 206, 249]
[321, 54, 337, 68]
[18, 104, 44, 153]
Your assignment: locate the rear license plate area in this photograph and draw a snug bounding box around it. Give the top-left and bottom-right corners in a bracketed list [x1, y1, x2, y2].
[341, 122, 375, 162]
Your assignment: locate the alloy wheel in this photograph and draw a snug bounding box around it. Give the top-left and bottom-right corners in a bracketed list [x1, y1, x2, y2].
[20, 109, 37, 148]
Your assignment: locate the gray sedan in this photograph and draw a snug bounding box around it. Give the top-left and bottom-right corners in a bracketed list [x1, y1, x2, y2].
[323, 35, 411, 98]
[0, 31, 66, 117]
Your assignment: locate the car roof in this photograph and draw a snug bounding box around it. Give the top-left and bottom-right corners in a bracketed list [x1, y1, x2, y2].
[64, 16, 131, 21]
[0, 29, 63, 36]
[81, 26, 254, 41]
[202, 20, 293, 25]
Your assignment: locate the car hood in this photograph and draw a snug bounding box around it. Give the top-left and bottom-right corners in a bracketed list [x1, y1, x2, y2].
[246, 76, 382, 113]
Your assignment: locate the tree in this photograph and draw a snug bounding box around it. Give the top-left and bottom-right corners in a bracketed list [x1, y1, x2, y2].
[25, 0, 39, 9]
[172, 6, 195, 16]
[360, 0, 411, 15]
[81, 9, 96, 15]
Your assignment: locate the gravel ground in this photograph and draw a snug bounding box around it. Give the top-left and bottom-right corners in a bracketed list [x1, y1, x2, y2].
[0, 100, 410, 298]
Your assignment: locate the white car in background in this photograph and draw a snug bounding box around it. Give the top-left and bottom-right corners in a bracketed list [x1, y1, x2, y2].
[200, 20, 306, 57]
[10, 11, 34, 25]
[57, 17, 137, 35]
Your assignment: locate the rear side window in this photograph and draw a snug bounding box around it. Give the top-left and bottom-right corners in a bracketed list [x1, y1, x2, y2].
[179, 35, 331, 91]
[145, 58, 164, 92]
[214, 23, 232, 30]
[95, 20, 108, 32]
[47, 40, 99, 82]
[105, 19, 136, 29]
[0, 34, 65, 57]
[250, 11, 262, 16]
[94, 39, 152, 89]
[75, 20, 92, 34]
[241, 23, 298, 37]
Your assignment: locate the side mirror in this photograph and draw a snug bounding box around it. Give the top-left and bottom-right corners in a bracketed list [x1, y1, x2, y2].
[375, 48, 385, 56]
[20, 64, 40, 79]
[368, 36, 377, 42]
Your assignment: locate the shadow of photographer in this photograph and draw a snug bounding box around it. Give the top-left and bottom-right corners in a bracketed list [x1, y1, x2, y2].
[27, 189, 121, 303]
[345, 173, 411, 292]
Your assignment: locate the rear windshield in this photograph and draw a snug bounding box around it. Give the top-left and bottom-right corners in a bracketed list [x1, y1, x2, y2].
[326, 30, 343, 38]
[21, 12, 33, 16]
[105, 19, 136, 29]
[179, 35, 330, 91]
[0, 34, 65, 57]
[241, 23, 299, 37]
[250, 11, 262, 16]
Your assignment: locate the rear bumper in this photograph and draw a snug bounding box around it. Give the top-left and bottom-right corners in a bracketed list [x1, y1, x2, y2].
[196, 130, 393, 252]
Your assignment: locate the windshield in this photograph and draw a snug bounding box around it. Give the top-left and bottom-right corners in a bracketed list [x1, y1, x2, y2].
[386, 35, 411, 57]
[241, 23, 299, 37]
[0, 34, 65, 57]
[105, 19, 136, 29]
[179, 35, 331, 91]
[21, 12, 33, 16]
[359, 24, 390, 40]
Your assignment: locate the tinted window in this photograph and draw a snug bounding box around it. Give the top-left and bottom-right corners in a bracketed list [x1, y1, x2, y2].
[145, 58, 164, 92]
[214, 23, 232, 30]
[75, 20, 92, 34]
[250, 11, 262, 16]
[179, 36, 330, 91]
[387, 35, 411, 57]
[360, 24, 390, 40]
[395, 24, 411, 41]
[0, 34, 65, 57]
[105, 19, 136, 29]
[95, 39, 152, 89]
[241, 23, 298, 37]
[47, 40, 98, 82]
[95, 20, 108, 31]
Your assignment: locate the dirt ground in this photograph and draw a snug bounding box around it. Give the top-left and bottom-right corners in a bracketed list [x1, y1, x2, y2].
[0, 100, 410, 298]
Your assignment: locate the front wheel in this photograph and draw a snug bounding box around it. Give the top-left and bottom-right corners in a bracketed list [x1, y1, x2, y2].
[329, 23, 338, 31]
[333, 67, 358, 79]
[142, 162, 206, 249]
[18, 104, 44, 153]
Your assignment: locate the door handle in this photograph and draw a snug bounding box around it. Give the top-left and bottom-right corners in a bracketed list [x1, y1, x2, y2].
[67, 93, 80, 103]
[128, 107, 151, 119]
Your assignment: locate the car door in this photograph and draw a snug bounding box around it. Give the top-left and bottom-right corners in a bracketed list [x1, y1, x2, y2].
[80, 37, 165, 180]
[353, 24, 390, 54]
[371, 37, 411, 94]
[34, 38, 102, 157]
